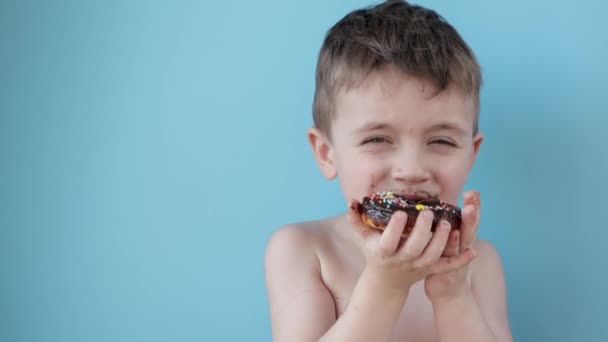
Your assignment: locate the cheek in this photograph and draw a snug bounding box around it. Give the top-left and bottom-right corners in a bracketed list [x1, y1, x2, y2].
[434, 158, 470, 198]
[336, 153, 390, 198]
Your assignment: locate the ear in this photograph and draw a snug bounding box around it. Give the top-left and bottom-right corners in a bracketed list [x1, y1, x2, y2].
[468, 131, 484, 171]
[307, 127, 337, 180]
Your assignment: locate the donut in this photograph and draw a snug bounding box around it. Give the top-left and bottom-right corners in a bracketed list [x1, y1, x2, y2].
[357, 191, 461, 236]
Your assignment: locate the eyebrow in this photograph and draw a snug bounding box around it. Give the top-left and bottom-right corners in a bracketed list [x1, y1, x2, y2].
[353, 121, 467, 136]
[353, 122, 392, 134]
[424, 122, 468, 136]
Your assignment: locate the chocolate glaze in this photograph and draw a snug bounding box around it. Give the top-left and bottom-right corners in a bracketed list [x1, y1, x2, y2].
[358, 191, 462, 233]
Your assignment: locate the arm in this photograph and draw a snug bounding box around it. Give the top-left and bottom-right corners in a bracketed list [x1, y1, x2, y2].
[318, 268, 410, 342]
[264, 226, 409, 342]
[431, 240, 513, 342]
[266, 205, 476, 342]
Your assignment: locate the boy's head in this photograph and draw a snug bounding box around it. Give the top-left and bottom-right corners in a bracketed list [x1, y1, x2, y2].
[308, 0, 484, 206]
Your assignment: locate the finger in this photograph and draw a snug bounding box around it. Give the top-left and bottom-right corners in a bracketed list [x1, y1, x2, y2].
[377, 211, 408, 257]
[398, 209, 434, 260]
[459, 190, 480, 250]
[430, 248, 477, 274]
[415, 220, 452, 266]
[460, 203, 478, 251]
[442, 229, 460, 257]
[463, 190, 477, 206]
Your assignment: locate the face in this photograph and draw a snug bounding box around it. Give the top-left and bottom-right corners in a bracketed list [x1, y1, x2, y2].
[309, 66, 483, 206]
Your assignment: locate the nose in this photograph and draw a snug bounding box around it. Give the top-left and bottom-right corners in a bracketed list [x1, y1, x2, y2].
[391, 147, 430, 185]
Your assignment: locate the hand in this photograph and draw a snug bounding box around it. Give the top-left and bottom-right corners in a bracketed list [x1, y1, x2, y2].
[348, 200, 476, 295]
[424, 190, 480, 303]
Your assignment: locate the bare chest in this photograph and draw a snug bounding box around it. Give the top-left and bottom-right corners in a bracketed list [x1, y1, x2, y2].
[321, 254, 439, 342]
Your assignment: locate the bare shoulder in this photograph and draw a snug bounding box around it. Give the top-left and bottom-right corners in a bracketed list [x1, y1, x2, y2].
[470, 239, 514, 342]
[470, 239, 507, 297]
[471, 239, 505, 277]
[264, 219, 333, 275]
[264, 219, 338, 341]
[472, 238, 502, 259]
[264, 223, 324, 292]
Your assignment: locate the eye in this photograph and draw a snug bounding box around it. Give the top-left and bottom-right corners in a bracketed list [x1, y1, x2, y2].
[429, 139, 457, 147]
[362, 137, 391, 144]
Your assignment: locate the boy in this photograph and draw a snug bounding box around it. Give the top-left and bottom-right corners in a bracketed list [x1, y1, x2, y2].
[264, 1, 513, 341]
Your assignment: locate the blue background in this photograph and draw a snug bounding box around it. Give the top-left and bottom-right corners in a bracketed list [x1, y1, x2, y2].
[2, 0, 607, 341]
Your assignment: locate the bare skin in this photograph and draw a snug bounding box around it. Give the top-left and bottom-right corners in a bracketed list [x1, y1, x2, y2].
[265, 67, 512, 341]
[265, 193, 512, 342]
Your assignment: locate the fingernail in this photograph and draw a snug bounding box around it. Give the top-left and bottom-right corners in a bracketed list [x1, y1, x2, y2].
[465, 191, 475, 201]
[441, 220, 451, 230]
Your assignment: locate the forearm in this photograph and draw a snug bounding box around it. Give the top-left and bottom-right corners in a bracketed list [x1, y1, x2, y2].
[432, 289, 499, 342]
[318, 268, 408, 342]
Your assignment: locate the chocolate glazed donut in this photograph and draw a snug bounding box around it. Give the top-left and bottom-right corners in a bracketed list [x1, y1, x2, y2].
[357, 191, 462, 237]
